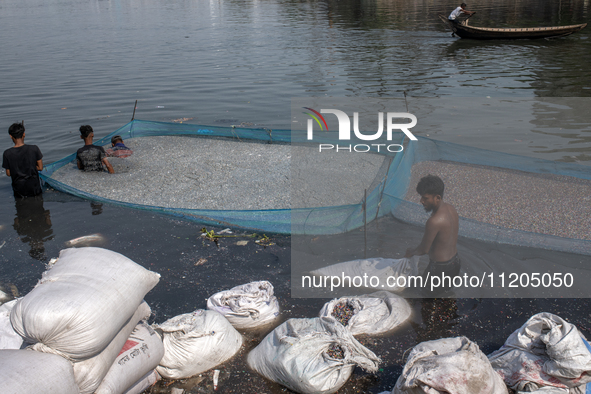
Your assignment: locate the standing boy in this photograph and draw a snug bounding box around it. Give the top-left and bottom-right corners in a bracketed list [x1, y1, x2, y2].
[2, 123, 43, 198]
[405, 175, 460, 280]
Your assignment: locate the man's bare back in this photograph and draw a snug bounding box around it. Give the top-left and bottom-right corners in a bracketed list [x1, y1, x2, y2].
[405, 175, 459, 263]
[425, 201, 458, 262]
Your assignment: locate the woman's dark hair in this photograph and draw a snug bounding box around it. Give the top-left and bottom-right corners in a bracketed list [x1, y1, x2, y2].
[416, 174, 444, 197]
[79, 125, 94, 138]
[8, 123, 25, 139]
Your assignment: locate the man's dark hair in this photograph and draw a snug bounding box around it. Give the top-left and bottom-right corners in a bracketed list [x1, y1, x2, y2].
[8, 123, 25, 139]
[461, 3, 467, 7]
[111, 135, 123, 144]
[416, 174, 445, 197]
[79, 125, 94, 138]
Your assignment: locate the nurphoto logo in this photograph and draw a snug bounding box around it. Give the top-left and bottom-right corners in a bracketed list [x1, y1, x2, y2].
[303, 107, 418, 153]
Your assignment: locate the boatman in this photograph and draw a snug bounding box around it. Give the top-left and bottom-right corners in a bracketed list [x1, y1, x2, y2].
[2, 122, 44, 198]
[405, 175, 460, 291]
[448, 3, 475, 24]
[76, 125, 115, 174]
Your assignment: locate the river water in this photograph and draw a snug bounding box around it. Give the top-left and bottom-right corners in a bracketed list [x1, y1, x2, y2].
[1, 0, 591, 392]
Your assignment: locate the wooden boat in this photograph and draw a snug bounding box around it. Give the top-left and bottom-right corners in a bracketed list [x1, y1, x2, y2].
[438, 14, 587, 40]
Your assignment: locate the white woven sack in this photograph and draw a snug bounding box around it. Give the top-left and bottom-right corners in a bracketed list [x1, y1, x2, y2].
[247, 317, 380, 394]
[155, 309, 243, 379]
[0, 349, 79, 394]
[310, 257, 419, 293]
[489, 312, 591, 392]
[95, 321, 164, 394]
[392, 336, 507, 394]
[73, 301, 151, 394]
[10, 247, 160, 361]
[319, 291, 411, 336]
[0, 299, 23, 350]
[207, 280, 280, 329]
[123, 370, 161, 394]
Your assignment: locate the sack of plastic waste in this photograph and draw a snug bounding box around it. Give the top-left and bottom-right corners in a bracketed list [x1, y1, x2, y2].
[392, 336, 508, 394]
[10, 247, 160, 361]
[95, 321, 164, 394]
[0, 349, 80, 394]
[310, 256, 419, 293]
[207, 280, 280, 329]
[319, 291, 411, 336]
[155, 309, 243, 379]
[488, 312, 591, 393]
[121, 370, 161, 394]
[247, 317, 380, 394]
[1, 299, 23, 350]
[73, 301, 151, 394]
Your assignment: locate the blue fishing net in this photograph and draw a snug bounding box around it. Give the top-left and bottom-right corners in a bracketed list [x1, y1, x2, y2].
[41, 120, 591, 255]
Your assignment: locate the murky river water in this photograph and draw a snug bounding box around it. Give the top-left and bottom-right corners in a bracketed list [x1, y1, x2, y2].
[1, 0, 591, 392]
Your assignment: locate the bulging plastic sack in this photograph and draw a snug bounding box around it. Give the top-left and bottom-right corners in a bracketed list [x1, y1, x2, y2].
[155, 309, 243, 379]
[0, 349, 79, 394]
[392, 336, 508, 394]
[247, 317, 380, 394]
[488, 312, 591, 393]
[207, 280, 280, 329]
[10, 247, 160, 361]
[319, 291, 411, 336]
[73, 301, 151, 394]
[95, 321, 164, 394]
[310, 257, 419, 293]
[122, 370, 161, 394]
[0, 299, 23, 350]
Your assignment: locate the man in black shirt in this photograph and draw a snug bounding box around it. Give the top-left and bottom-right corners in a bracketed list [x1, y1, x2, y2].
[76, 125, 114, 174]
[2, 123, 44, 198]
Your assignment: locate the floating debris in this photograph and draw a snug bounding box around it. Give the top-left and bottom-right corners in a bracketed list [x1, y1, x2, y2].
[194, 258, 208, 266]
[0, 240, 5, 250]
[213, 369, 220, 390]
[326, 343, 345, 359]
[65, 233, 104, 247]
[218, 228, 233, 234]
[9, 284, 18, 298]
[236, 240, 249, 246]
[331, 301, 355, 326]
[0, 289, 11, 304]
[172, 117, 194, 123]
[254, 234, 275, 246]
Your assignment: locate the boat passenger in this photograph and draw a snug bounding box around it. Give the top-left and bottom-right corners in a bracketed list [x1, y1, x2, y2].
[106, 135, 133, 158]
[405, 175, 460, 291]
[76, 125, 114, 174]
[448, 3, 475, 23]
[2, 122, 44, 198]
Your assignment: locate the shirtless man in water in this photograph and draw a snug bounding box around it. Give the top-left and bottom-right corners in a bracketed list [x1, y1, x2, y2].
[405, 175, 460, 280]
